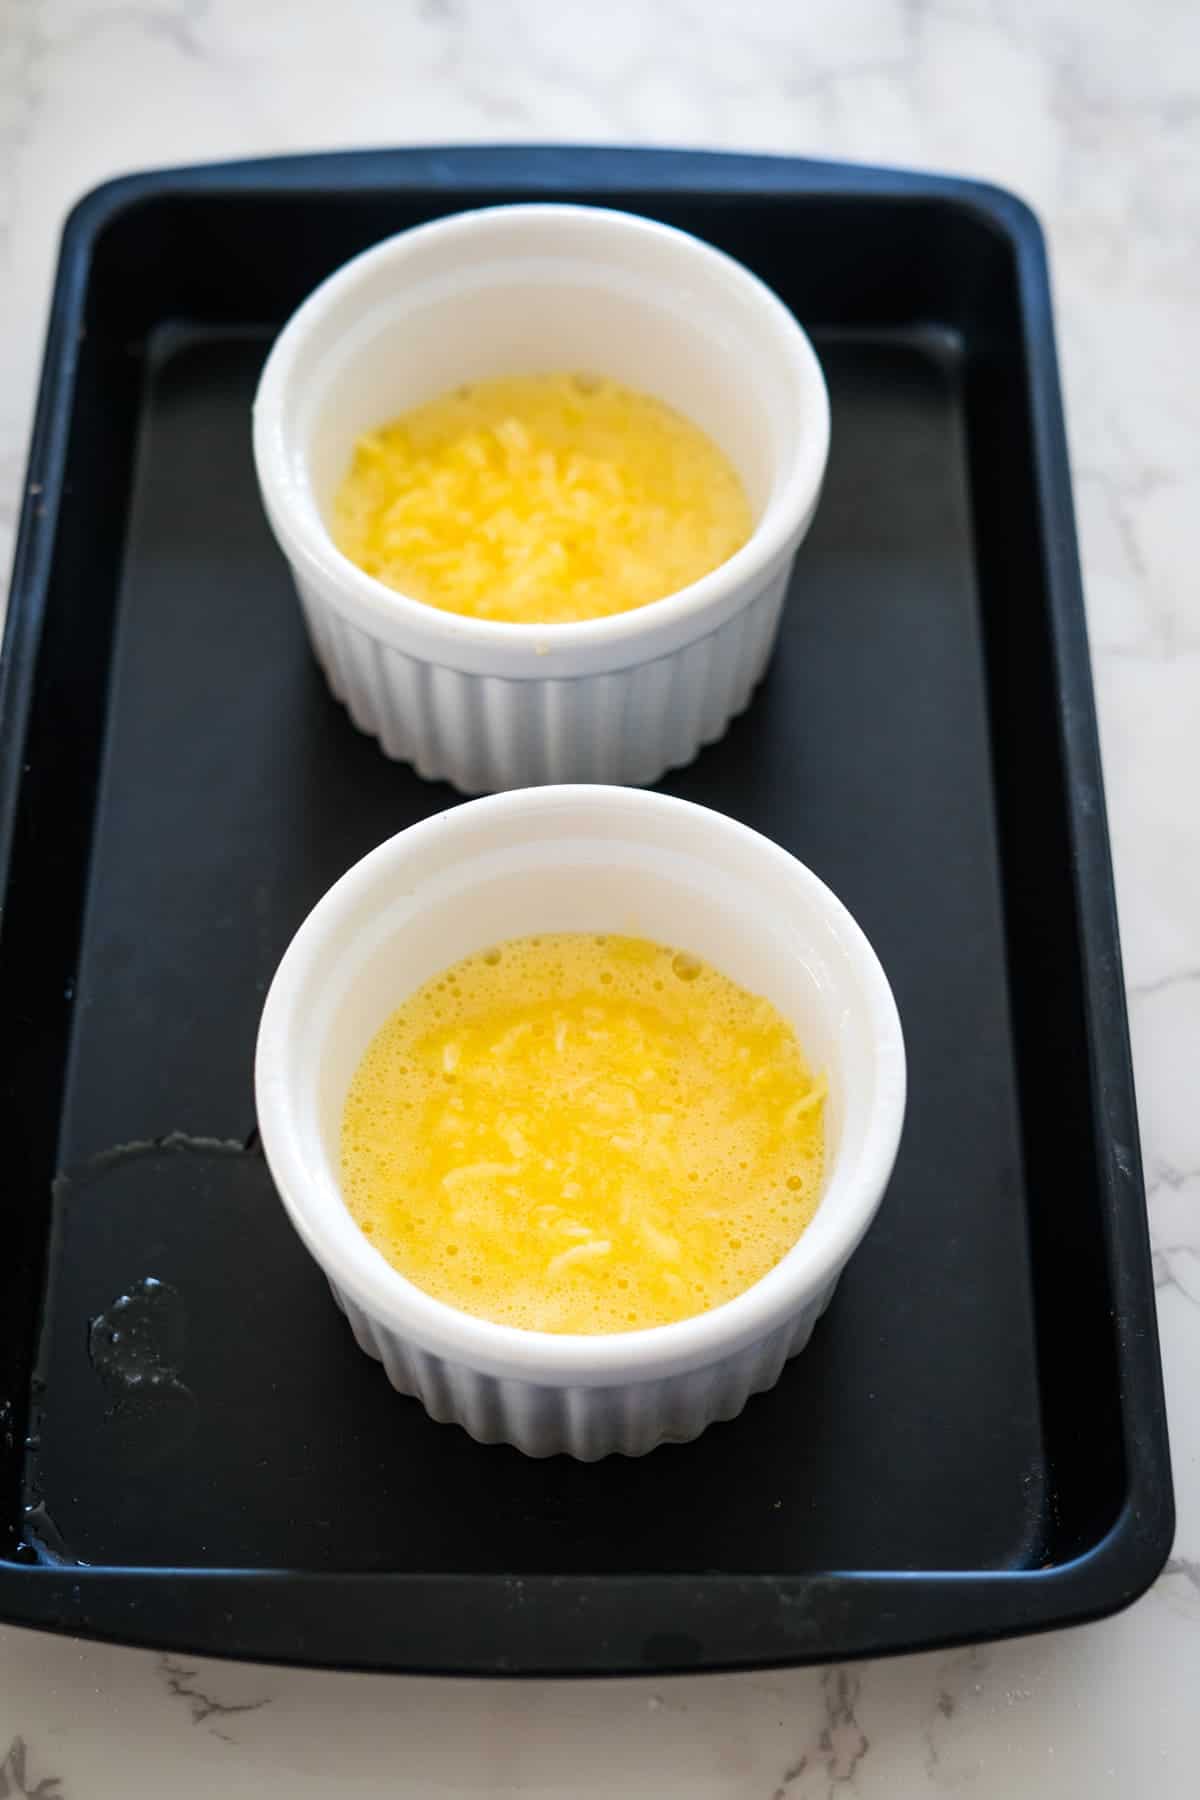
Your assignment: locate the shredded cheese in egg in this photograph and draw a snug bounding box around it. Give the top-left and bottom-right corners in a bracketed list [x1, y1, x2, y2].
[330, 374, 753, 625]
[341, 934, 826, 1334]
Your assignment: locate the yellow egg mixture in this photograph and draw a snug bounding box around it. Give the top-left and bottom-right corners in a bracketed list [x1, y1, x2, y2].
[330, 373, 753, 624]
[340, 934, 826, 1334]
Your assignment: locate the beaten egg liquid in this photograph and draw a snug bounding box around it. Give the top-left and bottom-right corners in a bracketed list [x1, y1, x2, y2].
[330, 373, 753, 624]
[340, 934, 825, 1334]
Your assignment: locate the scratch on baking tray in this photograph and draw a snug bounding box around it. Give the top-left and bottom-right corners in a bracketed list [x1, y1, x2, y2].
[87, 1128, 259, 1164]
[52, 1127, 263, 1195]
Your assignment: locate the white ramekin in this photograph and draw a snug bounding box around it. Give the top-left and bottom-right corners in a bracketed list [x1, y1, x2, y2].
[252, 205, 830, 794]
[254, 787, 906, 1459]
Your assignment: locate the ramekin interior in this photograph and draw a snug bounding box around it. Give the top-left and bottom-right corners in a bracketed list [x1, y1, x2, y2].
[255, 788, 906, 1385]
[252, 205, 830, 662]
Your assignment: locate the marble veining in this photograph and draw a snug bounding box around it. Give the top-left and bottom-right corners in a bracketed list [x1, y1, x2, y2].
[0, 0, 1197, 1793]
[157, 1656, 271, 1742]
[768, 1668, 871, 1796]
[0, 1738, 61, 1800]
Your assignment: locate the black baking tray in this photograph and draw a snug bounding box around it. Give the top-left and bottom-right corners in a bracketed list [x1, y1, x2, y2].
[0, 147, 1172, 1674]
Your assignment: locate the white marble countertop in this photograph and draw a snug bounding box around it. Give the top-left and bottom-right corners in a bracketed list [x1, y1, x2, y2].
[1, 1, 1197, 1793]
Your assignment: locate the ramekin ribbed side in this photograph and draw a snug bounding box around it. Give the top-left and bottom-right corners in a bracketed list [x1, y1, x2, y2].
[329, 1275, 835, 1459]
[293, 563, 791, 793]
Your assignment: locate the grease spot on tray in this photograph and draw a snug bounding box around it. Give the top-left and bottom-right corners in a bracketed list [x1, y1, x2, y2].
[88, 1274, 196, 1452]
[22, 1132, 275, 1567]
[89, 1276, 187, 1393]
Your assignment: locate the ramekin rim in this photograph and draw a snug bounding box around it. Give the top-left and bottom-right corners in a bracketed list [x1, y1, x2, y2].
[254, 787, 907, 1385]
[251, 202, 831, 659]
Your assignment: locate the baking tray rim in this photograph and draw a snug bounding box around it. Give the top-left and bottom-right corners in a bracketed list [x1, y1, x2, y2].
[0, 145, 1173, 1672]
